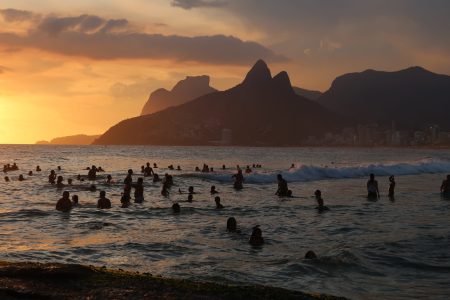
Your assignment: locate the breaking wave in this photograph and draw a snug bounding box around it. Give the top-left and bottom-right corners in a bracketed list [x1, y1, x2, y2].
[184, 159, 450, 184]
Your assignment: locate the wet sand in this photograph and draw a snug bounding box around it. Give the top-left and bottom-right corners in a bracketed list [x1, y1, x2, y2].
[0, 261, 346, 300]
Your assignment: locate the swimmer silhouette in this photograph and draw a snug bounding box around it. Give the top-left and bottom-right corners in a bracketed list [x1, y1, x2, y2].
[215, 196, 224, 209]
[232, 169, 244, 190]
[98, 191, 112, 209]
[56, 176, 64, 188]
[227, 217, 238, 232]
[367, 173, 379, 200]
[187, 194, 193, 203]
[72, 195, 79, 206]
[440, 174, 450, 198]
[388, 175, 396, 200]
[210, 185, 219, 194]
[134, 177, 144, 203]
[172, 203, 180, 213]
[304, 250, 317, 259]
[249, 226, 264, 246]
[56, 191, 72, 212]
[275, 174, 289, 197]
[314, 190, 330, 212]
[48, 170, 56, 184]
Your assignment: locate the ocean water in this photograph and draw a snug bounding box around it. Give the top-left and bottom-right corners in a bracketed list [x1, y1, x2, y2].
[0, 145, 449, 299]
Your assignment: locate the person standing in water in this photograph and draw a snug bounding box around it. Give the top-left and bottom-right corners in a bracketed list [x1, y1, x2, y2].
[275, 174, 289, 197]
[215, 196, 224, 209]
[133, 177, 144, 203]
[88, 165, 98, 180]
[367, 173, 379, 199]
[97, 191, 112, 209]
[232, 169, 244, 190]
[124, 169, 133, 186]
[441, 174, 450, 197]
[144, 163, 154, 177]
[49, 170, 57, 184]
[388, 175, 396, 199]
[56, 191, 72, 212]
[314, 190, 329, 212]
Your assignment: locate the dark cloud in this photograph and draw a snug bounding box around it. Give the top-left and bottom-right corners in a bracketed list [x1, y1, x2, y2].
[0, 12, 286, 65]
[38, 14, 128, 35]
[171, 0, 226, 9]
[0, 8, 34, 22]
[175, 0, 450, 75]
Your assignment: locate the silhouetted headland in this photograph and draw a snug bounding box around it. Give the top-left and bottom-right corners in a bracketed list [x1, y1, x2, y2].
[36, 134, 101, 145]
[317, 66, 450, 129]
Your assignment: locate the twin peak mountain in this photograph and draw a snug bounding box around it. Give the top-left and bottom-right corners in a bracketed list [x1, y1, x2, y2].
[95, 60, 344, 145]
[95, 60, 450, 145]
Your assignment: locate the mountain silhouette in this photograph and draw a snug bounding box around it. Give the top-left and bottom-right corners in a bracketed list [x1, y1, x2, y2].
[94, 60, 348, 146]
[141, 75, 217, 115]
[293, 87, 322, 100]
[317, 67, 450, 129]
[36, 134, 101, 145]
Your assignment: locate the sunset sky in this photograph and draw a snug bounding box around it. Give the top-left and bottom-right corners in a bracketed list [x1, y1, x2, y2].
[1, 0, 449, 144]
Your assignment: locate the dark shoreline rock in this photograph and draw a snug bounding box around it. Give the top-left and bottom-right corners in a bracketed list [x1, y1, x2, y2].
[0, 261, 347, 299]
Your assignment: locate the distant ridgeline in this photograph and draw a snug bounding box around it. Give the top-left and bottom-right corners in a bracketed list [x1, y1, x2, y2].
[37, 134, 101, 145]
[94, 60, 450, 146]
[94, 60, 347, 145]
[140, 75, 217, 116]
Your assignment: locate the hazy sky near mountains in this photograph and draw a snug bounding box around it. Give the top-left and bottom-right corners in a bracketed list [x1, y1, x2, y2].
[0, 0, 449, 143]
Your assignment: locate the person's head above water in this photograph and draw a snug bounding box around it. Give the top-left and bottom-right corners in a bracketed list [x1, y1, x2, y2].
[314, 190, 321, 197]
[4, 176, 9, 182]
[137, 177, 143, 184]
[100, 190, 106, 198]
[227, 217, 237, 232]
[304, 250, 317, 259]
[72, 194, 78, 203]
[188, 186, 194, 193]
[62, 191, 70, 199]
[128, 169, 133, 175]
[172, 203, 180, 213]
[389, 175, 395, 182]
[277, 174, 283, 181]
[251, 226, 262, 238]
[215, 196, 221, 204]
[370, 173, 375, 180]
[57, 176, 63, 182]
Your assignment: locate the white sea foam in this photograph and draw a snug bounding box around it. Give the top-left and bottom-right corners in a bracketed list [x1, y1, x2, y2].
[191, 159, 450, 184]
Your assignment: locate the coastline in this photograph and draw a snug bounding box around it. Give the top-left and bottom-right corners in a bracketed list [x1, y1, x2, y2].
[0, 261, 347, 299]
